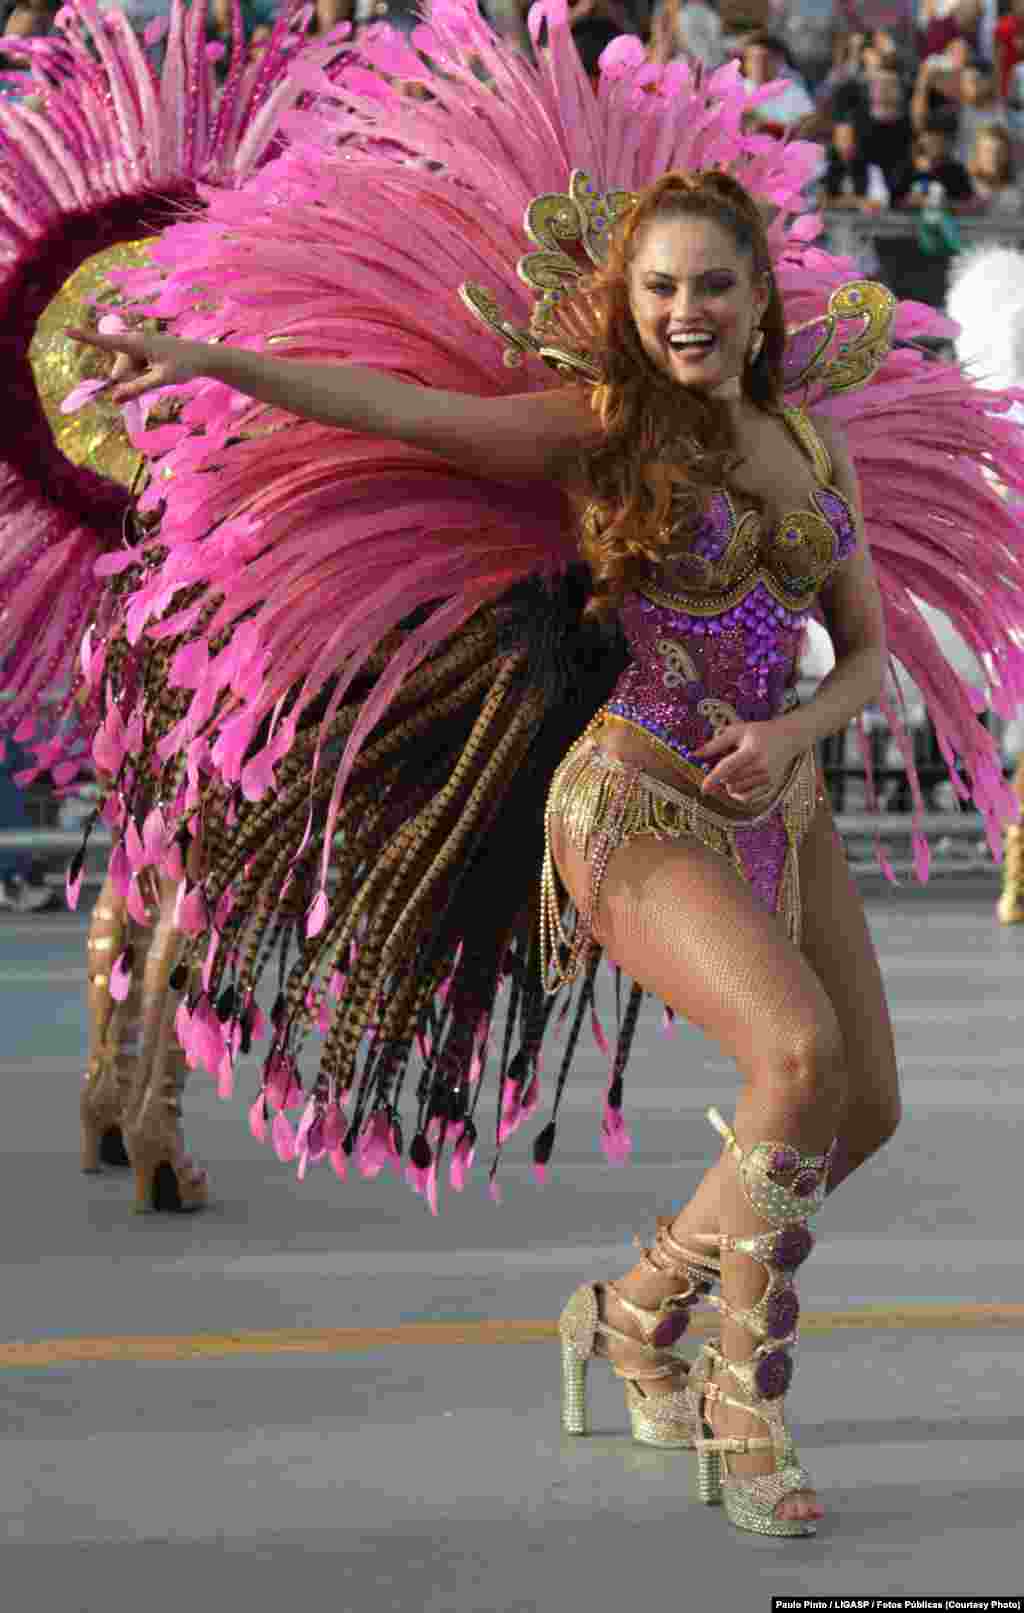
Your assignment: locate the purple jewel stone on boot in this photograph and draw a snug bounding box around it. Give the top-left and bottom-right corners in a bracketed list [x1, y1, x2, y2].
[774, 1224, 814, 1270]
[653, 1310, 689, 1348]
[793, 1168, 822, 1198]
[770, 1146, 800, 1174]
[765, 1288, 800, 1339]
[754, 1348, 793, 1400]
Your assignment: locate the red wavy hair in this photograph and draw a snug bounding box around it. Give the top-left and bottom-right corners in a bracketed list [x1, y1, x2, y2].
[556, 170, 787, 624]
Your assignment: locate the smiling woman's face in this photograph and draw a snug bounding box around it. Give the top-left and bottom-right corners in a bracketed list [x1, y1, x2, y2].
[627, 213, 767, 394]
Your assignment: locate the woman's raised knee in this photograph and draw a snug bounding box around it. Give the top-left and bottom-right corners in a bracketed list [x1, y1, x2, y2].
[757, 1011, 847, 1120]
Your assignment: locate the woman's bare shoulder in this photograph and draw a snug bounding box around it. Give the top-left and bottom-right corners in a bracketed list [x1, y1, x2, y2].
[496, 381, 605, 478]
[805, 409, 849, 458]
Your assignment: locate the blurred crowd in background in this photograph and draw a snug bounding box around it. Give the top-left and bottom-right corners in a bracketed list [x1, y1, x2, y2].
[5, 0, 1024, 215]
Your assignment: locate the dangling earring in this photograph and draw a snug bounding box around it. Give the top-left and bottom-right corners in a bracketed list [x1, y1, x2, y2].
[747, 325, 765, 365]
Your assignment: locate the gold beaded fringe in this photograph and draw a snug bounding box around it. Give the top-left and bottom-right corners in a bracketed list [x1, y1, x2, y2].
[540, 732, 819, 997]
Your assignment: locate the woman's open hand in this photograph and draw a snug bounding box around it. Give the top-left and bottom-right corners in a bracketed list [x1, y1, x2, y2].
[64, 325, 205, 404]
[693, 718, 802, 807]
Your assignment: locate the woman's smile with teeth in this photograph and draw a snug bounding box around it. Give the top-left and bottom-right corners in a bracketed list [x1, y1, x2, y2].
[668, 331, 715, 350]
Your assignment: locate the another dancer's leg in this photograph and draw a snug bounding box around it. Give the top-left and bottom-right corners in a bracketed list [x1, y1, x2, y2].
[81, 870, 145, 1171]
[123, 871, 208, 1213]
[998, 754, 1024, 923]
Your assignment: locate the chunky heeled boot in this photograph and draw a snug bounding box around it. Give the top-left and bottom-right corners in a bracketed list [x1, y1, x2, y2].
[686, 1106, 836, 1537]
[122, 900, 209, 1214]
[558, 1217, 721, 1448]
[80, 880, 144, 1173]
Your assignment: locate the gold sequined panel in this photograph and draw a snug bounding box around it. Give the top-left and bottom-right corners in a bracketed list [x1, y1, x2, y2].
[29, 237, 160, 490]
[539, 736, 820, 996]
[638, 406, 850, 616]
[779, 403, 832, 481]
[783, 281, 896, 397]
[656, 496, 762, 604]
[459, 168, 636, 381]
[769, 494, 843, 595]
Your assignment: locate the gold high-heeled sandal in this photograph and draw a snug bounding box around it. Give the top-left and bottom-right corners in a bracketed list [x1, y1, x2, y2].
[687, 1107, 835, 1538]
[558, 1216, 720, 1448]
[80, 884, 144, 1173]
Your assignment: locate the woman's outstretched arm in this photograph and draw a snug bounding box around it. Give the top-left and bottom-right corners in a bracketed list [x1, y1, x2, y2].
[65, 324, 601, 482]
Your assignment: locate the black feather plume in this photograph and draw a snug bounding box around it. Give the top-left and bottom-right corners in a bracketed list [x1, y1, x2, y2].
[493, 563, 629, 714]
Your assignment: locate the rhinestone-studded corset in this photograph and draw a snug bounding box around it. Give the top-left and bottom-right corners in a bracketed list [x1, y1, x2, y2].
[603, 407, 856, 772]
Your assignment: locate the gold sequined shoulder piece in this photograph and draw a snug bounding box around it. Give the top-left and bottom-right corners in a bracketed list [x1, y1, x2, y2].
[780, 405, 832, 485]
[782, 280, 895, 398]
[459, 169, 636, 381]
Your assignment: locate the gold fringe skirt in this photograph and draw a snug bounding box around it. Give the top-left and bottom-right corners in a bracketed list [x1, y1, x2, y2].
[539, 721, 821, 998]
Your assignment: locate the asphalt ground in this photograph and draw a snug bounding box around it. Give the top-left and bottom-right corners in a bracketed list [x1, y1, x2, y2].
[1, 872, 1023, 1609]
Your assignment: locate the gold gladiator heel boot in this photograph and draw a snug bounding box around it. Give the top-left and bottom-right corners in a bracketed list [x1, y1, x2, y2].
[997, 822, 1024, 923]
[558, 1216, 721, 1448]
[122, 892, 209, 1214]
[80, 879, 144, 1173]
[686, 1107, 835, 1538]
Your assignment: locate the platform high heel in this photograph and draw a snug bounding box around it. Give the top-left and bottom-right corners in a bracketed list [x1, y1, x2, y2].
[558, 1216, 720, 1447]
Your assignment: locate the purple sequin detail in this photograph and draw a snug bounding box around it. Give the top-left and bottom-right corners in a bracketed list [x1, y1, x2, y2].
[765, 1289, 800, 1339]
[771, 1147, 800, 1173]
[694, 492, 734, 563]
[793, 1169, 822, 1198]
[815, 488, 856, 560]
[754, 1349, 793, 1400]
[781, 323, 826, 385]
[609, 587, 806, 782]
[774, 1224, 814, 1270]
[732, 818, 790, 916]
[653, 1311, 689, 1348]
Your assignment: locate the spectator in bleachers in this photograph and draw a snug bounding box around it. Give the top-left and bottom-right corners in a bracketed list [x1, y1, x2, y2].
[966, 119, 1023, 206]
[815, 29, 873, 124]
[1, 2, 50, 42]
[208, 0, 282, 47]
[740, 30, 814, 134]
[954, 62, 1008, 163]
[1008, 48, 1024, 142]
[867, 26, 916, 82]
[862, 61, 917, 200]
[0, 1, 50, 96]
[995, 0, 1024, 98]
[779, 0, 834, 91]
[817, 118, 891, 212]
[96, 0, 176, 31]
[895, 122, 976, 209]
[912, 34, 974, 140]
[650, 0, 725, 70]
[917, 0, 984, 64]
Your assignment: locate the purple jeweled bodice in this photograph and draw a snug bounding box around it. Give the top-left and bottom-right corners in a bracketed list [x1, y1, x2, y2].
[602, 410, 856, 778]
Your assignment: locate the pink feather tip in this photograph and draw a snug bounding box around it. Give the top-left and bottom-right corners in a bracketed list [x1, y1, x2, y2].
[109, 950, 133, 1002]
